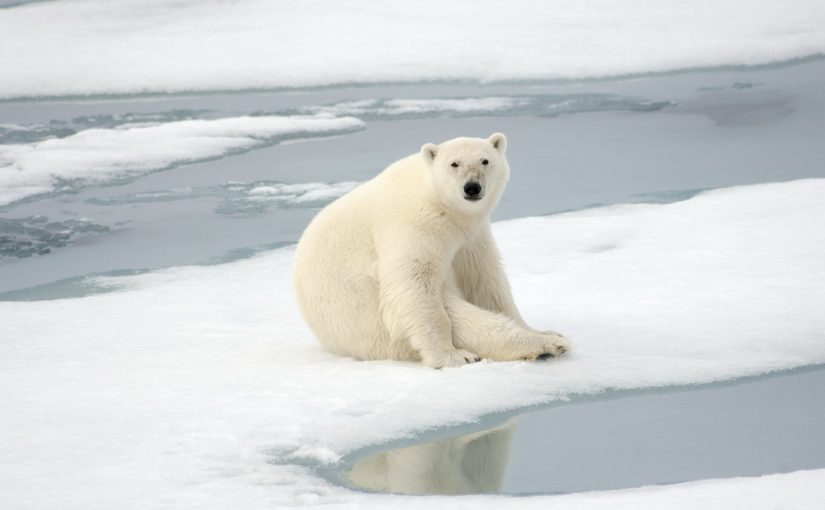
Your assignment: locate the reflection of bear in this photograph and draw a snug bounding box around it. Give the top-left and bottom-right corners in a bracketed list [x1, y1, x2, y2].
[293, 134, 570, 368]
[348, 420, 518, 495]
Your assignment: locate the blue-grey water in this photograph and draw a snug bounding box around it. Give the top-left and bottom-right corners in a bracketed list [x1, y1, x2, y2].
[339, 366, 825, 495]
[2, 58, 824, 296]
[1, 56, 824, 495]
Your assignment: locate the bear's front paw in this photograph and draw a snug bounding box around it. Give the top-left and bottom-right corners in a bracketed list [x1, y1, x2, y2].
[525, 332, 571, 361]
[422, 348, 481, 369]
[540, 328, 565, 338]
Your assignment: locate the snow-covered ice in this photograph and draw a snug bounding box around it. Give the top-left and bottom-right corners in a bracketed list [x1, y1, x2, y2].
[302, 98, 527, 117]
[0, 115, 364, 207]
[244, 181, 362, 205]
[1, 179, 824, 508]
[296, 469, 825, 509]
[1, 0, 824, 98]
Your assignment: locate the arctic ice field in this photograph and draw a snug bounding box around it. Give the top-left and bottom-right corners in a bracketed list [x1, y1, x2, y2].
[2, 1, 825, 508]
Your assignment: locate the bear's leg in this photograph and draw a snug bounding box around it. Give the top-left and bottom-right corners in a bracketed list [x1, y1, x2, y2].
[444, 291, 570, 361]
[376, 247, 481, 368]
[453, 226, 529, 328]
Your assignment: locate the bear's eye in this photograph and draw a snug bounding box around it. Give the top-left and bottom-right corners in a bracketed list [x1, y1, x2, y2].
[482, 159, 489, 165]
[450, 162, 459, 168]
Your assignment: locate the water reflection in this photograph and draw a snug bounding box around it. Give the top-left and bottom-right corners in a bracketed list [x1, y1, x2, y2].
[347, 420, 517, 495]
[343, 367, 825, 496]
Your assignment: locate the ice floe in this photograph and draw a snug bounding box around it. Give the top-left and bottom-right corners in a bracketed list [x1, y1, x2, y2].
[301, 97, 527, 117]
[0, 115, 364, 207]
[1, 179, 823, 507]
[0, 111, 211, 145]
[1, 0, 824, 97]
[298, 94, 671, 119]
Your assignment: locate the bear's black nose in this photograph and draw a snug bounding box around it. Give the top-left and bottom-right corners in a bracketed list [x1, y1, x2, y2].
[463, 181, 482, 199]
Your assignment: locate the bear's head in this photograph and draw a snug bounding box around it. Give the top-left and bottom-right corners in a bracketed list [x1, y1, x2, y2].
[420, 133, 510, 216]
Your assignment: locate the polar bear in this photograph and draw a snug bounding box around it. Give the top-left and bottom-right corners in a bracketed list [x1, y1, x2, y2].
[293, 133, 570, 368]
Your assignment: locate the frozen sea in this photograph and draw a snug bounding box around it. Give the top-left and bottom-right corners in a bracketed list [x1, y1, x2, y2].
[2, 1, 825, 509]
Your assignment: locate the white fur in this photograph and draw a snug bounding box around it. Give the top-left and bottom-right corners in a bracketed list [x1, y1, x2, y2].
[293, 133, 570, 368]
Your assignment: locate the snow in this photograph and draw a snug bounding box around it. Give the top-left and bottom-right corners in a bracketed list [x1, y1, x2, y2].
[1, 179, 824, 508]
[0, 115, 364, 207]
[1, 0, 824, 98]
[317, 469, 825, 509]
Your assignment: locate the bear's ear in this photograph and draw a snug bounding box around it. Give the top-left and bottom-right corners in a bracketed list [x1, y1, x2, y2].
[488, 133, 507, 154]
[420, 143, 438, 164]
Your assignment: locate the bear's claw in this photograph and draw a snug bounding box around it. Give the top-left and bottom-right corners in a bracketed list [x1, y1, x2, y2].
[523, 332, 571, 361]
[424, 348, 481, 368]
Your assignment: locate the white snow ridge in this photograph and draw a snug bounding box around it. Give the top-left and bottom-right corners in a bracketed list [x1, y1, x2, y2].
[0, 115, 364, 207]
[1, 179, 824, 508]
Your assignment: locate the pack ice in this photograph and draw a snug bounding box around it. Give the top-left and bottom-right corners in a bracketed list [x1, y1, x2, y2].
[1, 179, 824, 508]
